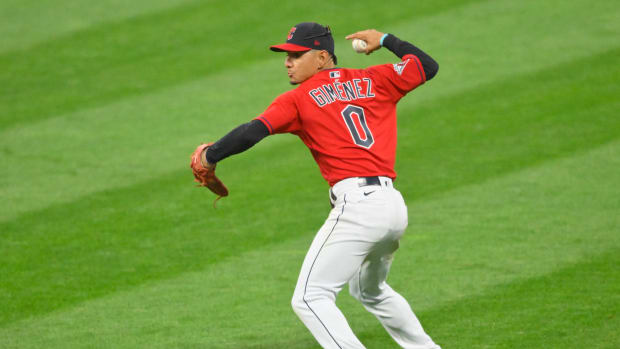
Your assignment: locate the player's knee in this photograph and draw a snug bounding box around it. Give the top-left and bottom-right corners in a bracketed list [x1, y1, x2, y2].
[291, 284, 336, 314]
[290, 288, 312, 315]
[291, 291, 305, 315]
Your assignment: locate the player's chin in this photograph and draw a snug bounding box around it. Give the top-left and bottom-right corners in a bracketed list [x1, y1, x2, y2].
[288, 74, 307, 85]
[287, 72, 302, 85]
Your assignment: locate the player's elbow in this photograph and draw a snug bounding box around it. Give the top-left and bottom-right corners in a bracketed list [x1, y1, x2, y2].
[424, 59, 439, 81]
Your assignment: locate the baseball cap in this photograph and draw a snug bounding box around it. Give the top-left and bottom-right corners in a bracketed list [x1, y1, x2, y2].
[270, 22, 337, 64]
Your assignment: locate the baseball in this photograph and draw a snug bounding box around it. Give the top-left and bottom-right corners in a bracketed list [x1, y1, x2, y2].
[352, 39, 367, 53]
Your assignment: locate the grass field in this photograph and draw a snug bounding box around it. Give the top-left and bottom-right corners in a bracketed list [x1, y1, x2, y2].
[1, 0, 619, 348]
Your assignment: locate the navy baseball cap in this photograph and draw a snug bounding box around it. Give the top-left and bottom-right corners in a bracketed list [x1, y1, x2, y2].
[270, 22, 337, 64]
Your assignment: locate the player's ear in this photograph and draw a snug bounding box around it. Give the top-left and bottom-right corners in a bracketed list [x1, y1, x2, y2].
[317, 50, 330, 69]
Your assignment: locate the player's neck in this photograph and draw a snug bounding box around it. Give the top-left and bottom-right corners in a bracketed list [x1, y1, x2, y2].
[320, 62, 336, 71]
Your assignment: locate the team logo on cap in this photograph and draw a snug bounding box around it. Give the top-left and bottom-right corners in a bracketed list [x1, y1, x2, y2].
[287, 27, 297, 40]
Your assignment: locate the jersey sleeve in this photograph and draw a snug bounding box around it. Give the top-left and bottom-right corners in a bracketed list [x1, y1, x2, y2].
[366, 54, 426, 102]
[254, 90, 301, 134]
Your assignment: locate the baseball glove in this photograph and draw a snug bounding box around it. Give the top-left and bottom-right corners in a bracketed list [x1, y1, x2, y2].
[190, 143, 228, 204]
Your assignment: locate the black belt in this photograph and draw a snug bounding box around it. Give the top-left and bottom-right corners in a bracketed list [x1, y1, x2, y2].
[330, 176, 382, 204]
[358, 176, 381, 187]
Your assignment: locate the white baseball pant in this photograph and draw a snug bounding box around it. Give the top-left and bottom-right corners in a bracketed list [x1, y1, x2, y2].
[291, 176, 440, 349]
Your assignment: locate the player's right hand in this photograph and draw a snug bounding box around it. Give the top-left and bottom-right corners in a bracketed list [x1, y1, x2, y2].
[345, 29, 385, 55]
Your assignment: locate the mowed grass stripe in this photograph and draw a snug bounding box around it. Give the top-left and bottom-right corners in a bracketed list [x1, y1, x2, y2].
[418, 250, 619, 349]
[1, 0, 618, 223]
[0, 0, 477, 130]
[396, 47, 620, 199]
[0, 59, 289, 223]
[0, 156, 327, 326]
[1, 139, 618, 347]
[379, 0, 620, 107]
[0, 0, 196, 53]
[1, 43, 618, 324]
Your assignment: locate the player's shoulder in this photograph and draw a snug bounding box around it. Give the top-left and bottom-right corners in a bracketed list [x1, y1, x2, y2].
[269, 87, 299, 107]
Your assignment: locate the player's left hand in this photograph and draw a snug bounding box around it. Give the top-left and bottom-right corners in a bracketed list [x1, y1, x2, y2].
[345, 29, 385, 55]
[190, 143, 229, 204]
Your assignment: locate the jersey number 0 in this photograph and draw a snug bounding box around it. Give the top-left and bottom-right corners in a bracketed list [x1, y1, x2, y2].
[341, 105, 374, 149]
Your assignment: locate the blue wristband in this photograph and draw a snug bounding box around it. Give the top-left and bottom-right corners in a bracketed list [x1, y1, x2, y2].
[380, 33, 388, 46]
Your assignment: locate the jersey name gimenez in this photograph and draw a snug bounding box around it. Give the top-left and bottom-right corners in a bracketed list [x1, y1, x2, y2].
[256, 54, 426, 186]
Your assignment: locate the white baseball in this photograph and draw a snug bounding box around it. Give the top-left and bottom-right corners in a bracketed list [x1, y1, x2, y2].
[352, 39, 367, 53]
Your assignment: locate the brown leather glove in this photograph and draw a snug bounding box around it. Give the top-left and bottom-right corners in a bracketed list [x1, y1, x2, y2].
[190, 143, 229, 203]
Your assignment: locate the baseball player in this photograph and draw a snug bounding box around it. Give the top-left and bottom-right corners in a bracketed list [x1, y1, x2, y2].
[191, 22, 440, 348]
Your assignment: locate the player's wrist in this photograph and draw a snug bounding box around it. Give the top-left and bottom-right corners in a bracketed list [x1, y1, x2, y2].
[201, 147, 216, 169]
[380, 33, 388, 46]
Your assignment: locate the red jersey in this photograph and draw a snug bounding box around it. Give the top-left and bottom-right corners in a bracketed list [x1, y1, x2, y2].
[256, 54, 426, 186]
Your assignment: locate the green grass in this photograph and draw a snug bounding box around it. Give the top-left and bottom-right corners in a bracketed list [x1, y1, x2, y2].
[423, 249, 619, 348]
[1, 0, 619, 348]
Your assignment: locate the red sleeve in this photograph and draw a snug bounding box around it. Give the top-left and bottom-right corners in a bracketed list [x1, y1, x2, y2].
[366, 54, 426, 102]
[254, 90, 301, 134]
